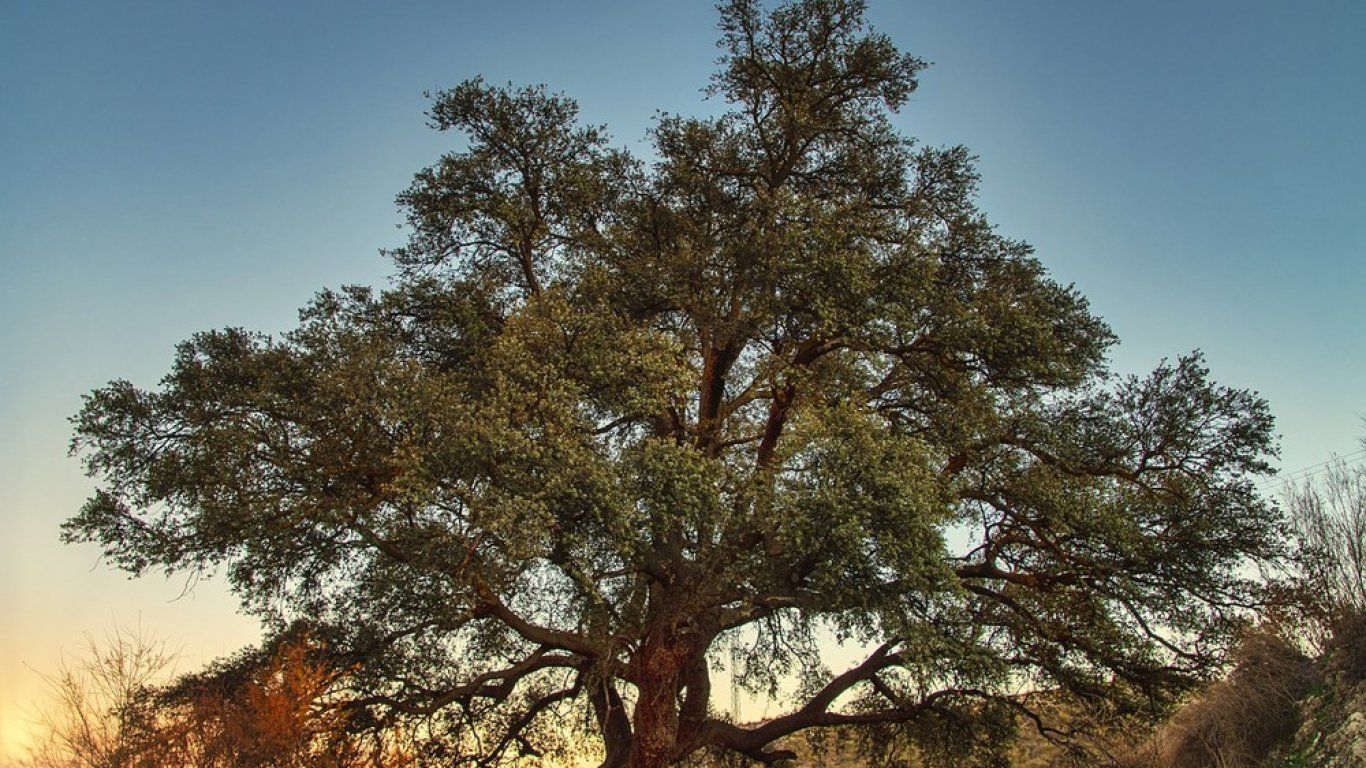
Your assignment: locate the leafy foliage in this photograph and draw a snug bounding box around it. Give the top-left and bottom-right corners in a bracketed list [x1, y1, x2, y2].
[67, 1, 1282, 765]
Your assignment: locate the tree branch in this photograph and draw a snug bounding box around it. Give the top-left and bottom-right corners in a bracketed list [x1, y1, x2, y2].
[472, 582, 600, 657]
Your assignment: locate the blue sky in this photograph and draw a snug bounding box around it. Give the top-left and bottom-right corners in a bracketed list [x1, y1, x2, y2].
[2, 1, 1364, 757]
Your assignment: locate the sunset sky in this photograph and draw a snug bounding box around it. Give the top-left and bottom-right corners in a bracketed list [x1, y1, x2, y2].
[3, 1, 1364, 760]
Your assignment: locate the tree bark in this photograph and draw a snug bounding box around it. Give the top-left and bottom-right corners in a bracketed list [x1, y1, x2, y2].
[627, 622, 697, 768]
[592, 676, 633, 768]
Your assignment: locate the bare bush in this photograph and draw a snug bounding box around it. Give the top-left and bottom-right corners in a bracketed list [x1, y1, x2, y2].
[1286, 449, 1366, 625]
[1322, 611, 1366, 687]
[23, 626, 176, 768]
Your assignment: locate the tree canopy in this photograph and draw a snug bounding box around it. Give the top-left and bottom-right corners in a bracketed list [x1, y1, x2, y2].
[68, 1, 1283, 765]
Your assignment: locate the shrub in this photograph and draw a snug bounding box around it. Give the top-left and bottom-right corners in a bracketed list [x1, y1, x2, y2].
[1133, 630, 1318, 768]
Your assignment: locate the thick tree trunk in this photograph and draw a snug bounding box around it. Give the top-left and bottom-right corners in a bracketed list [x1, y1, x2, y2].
[629, 628, 683, 767]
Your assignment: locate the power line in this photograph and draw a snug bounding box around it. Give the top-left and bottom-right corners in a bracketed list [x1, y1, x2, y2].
[1260, 448, 1366, 492]
[1274, 449, 1366, 484]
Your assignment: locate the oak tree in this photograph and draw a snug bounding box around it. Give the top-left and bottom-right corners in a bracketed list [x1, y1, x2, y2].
[68, 1, 1283, 765]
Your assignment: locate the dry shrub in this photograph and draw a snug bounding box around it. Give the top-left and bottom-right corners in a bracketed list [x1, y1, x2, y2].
[136, 631, 413, 768]
[1130, 629, 1319, 768]
[23, 626, 177, 768]
[1324, 612, 1366, 686]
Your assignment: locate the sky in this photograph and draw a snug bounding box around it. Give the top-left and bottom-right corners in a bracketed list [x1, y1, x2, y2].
[2, 0, 1364, 760]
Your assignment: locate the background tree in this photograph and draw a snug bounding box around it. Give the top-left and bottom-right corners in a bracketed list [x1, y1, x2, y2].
[66, 0, 1283, 765]
[130, 626, 413, 768]
[1285, 436, 1366, 626]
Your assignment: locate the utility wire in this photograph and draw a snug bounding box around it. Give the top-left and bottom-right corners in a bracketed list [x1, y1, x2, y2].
[1260, 448, 1366, 493]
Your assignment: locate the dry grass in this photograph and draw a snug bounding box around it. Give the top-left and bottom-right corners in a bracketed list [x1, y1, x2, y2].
[1123, 629, 1318, 768]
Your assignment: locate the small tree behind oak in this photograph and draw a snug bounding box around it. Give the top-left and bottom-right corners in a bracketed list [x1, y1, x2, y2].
[136, 628, 413, 768]
[1288, 448, 1366, 620]
[67, 1, 1283, 765]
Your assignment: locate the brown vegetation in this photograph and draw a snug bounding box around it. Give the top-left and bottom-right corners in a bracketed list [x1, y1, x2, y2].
[22, 628, 412, 768]
[1122, 629, 1318, 768]
[23, 627, 176, 768]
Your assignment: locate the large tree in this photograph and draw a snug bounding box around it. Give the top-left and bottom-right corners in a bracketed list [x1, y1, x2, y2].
[68, 1, 1283, 765]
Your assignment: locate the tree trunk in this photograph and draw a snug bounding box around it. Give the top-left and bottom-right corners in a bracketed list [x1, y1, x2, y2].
[593, 677, 633, 768]
[627, 624, 692, 768]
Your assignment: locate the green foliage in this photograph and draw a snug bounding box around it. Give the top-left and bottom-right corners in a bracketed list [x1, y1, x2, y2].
[66, 1, 1283, 765]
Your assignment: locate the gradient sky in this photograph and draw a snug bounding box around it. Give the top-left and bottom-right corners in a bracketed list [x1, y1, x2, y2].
[3, 1, 1364, 760]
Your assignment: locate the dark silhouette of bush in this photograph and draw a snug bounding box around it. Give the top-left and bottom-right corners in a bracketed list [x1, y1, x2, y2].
[1323, 612, 1366, 688]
